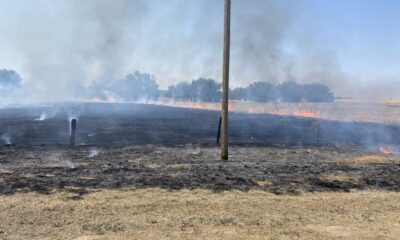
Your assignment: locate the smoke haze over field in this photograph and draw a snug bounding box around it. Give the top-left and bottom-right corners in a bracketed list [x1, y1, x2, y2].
[0, 0, 400, 104]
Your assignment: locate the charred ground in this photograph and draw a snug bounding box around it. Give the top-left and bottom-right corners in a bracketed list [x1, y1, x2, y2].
[1, 102, 400, 146]
[0, 144, 399, 197]
[0, 103, 399, 197]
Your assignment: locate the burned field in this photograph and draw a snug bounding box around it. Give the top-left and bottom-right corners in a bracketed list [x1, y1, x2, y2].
[0, 102, 400, 196]
[1, 102, 400, 146]
[1, 145, 400, 197]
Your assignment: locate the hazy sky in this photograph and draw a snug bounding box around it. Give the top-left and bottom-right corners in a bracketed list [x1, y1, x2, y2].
[0, 0, 399, 100]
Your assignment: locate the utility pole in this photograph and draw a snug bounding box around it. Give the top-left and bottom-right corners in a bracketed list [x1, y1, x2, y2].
[221, 0, 231, 160]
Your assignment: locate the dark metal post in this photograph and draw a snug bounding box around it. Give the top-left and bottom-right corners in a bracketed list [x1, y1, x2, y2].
[221, 0, 231, 160]
[70, 119, 77, 146]
[217, 116, 222, 145]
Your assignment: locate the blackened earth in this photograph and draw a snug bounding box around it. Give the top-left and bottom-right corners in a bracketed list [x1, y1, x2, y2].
[0, 144, 399, 197]
[0, 103, 399, 197]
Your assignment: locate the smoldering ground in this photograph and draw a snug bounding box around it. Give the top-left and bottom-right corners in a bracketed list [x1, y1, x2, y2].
[1, 144, 399, 197]
[0, 1, 400, 198]
[1, 102, 400, 146]
[0, 103, 399, 197]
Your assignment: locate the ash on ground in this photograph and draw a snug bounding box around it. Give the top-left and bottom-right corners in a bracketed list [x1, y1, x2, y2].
[0, 144, 399, 197]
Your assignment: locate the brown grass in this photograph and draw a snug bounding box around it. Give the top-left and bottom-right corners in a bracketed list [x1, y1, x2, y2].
[146, 163, 192, 170]
[353, 155, 388, 165]
[167, 163, 192, 169]
[146, 163, 162, 169]
[1, 189, 399, 240]
[0, 168, 11, 174]
[320, 173, 360, 185]
[256, 179, 273, 187]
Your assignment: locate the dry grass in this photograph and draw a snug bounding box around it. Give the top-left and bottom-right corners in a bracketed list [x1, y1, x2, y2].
[256, 179, 273, 187]
[353, 155, 388, 165]
[1, 189, 400, 240]
[146, 163, 192, 170]
[0, 167, 11, 174]
[146, 163, 163, 169]
[156, 98, 400, 124]
[320, 173, 360, 184]
[167, 163, 192, 170]
[332, 154, 392, 165]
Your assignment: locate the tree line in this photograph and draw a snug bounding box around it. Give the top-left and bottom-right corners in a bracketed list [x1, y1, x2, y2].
[90, 74, 334, 103]
[0, 69, 334, 103]
[163, 78, 334, 103]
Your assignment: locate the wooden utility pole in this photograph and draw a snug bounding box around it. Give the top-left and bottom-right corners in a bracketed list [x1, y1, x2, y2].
[221, 0, 231, 160]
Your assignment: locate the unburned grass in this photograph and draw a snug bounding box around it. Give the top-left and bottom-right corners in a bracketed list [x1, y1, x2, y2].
[353, 155, 388, 165]
[1, 189, 399, 240]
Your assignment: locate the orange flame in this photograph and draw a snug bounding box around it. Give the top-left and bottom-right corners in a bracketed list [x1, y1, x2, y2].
[88, 98, 321, 119]
[379, 147, 397, 155]
[152, 99, 321, 119]
[235, 103, 320, 119]
[293, 107, 320, 118]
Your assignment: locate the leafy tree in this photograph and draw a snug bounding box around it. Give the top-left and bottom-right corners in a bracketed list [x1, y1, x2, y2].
[90, 71, 159, 101]
[112, 71, 159, 100]
[246, 82, 278, 102]
[0, 69, 22, 92]
[190, 78, 221, 102]
[230, 87, 248, 101]
[166, 82, 191, 100]
[302, 83, 334, 102]
[278, 81, 305, 103]
[166, 78, 221, 102]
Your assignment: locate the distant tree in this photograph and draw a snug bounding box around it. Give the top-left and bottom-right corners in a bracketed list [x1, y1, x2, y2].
[230, 87, 248, 101]
[302, 83, 334, 102]
[0, 69, 22, 91]
[166, 82, 191, 100]
[158, 90, 168, 98]
[166, 78, 221, 102]
[166, 79, 335, 103]
[119, 72, 158, 100]
[0, 69, 22, 104]
[88, 71, 159, 101]
[278, 81, 305, 103]
[189, 78, 221, 102]
[246, 82, 278, 102]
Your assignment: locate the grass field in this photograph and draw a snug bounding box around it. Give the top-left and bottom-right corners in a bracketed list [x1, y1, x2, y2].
[1, 189, 399, 240]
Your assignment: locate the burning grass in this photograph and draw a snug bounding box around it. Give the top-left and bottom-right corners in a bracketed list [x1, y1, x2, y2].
[0, 189, 399, 239]
[147, 98, 400, 124]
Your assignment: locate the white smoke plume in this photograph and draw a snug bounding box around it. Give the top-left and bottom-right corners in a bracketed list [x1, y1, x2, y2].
[0, 0, 398, 102]
[1, 133, 12, 145]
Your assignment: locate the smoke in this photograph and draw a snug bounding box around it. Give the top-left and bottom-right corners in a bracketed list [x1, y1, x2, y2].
[0, 0, 302, 103]
[34, 106, 59, 121]
[34, 113, 47, 121]
[231, 0, 302, 85]
[0, 0, 398, 102]
[88, 148, 100, 158]
[45, 152, 75, 168]
[1, 134, 12, 145]
[0, 69, 23, 106]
